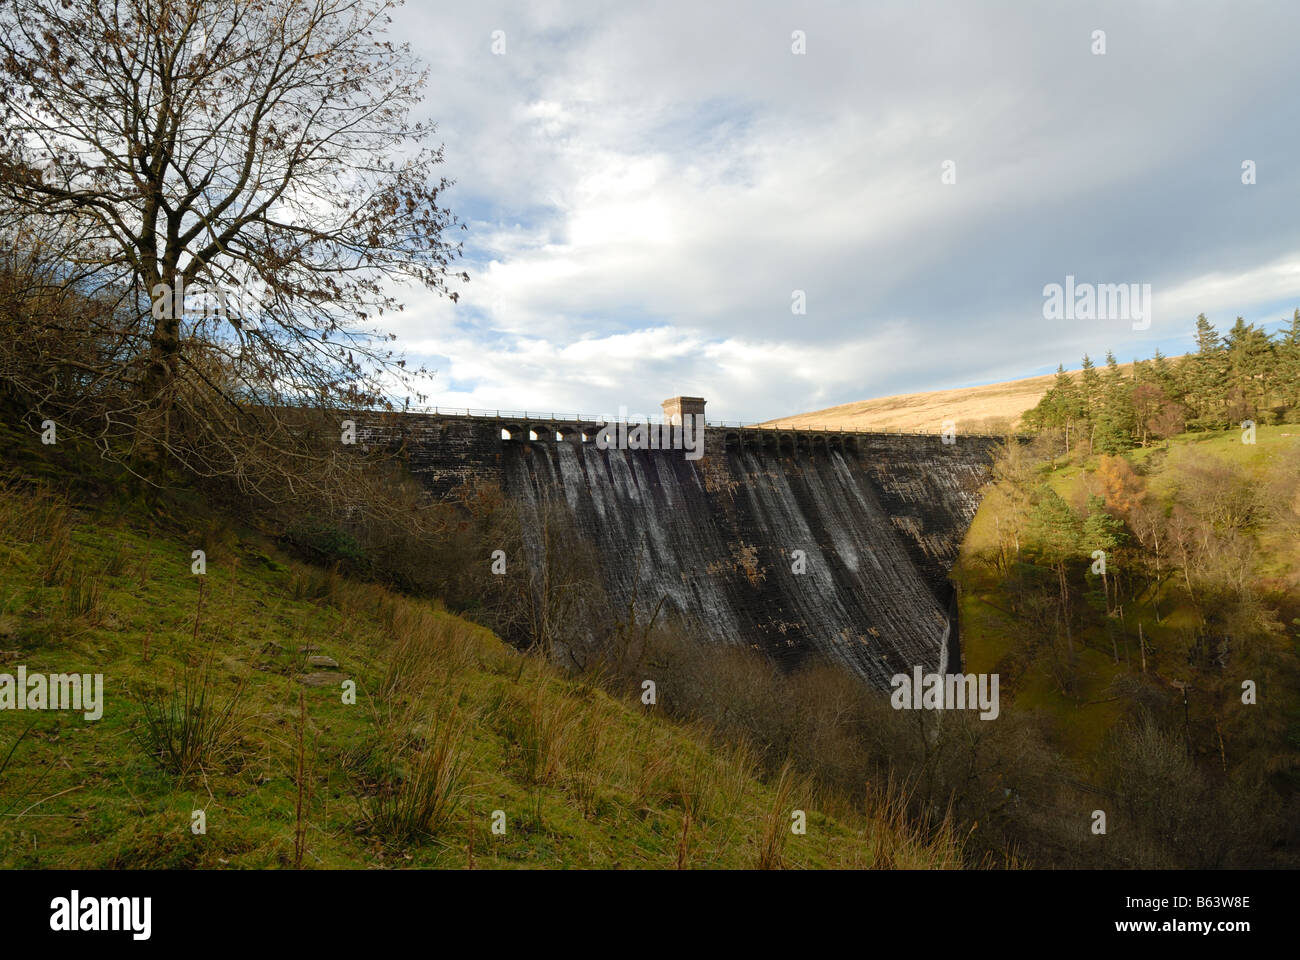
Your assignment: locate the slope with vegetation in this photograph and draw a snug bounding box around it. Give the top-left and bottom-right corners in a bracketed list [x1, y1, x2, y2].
[1024, 311, 1300, 451]
[949, 321, 1300, 866]
[0, 430, 967, 869]
[0, 0, 972, 869]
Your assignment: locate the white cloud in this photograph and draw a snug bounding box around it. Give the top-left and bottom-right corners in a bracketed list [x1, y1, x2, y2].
[380, 0, 1300, 419]
[1157, 255, 1300, 329]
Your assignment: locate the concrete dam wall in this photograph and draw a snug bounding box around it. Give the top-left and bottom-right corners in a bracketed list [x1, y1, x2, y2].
[358, 411, 998, 690]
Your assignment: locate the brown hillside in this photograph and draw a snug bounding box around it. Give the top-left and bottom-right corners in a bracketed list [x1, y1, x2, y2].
[763, 360, 1154, 434]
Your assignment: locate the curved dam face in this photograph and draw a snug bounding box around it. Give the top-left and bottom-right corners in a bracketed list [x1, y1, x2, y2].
[359, 414, 997, 691]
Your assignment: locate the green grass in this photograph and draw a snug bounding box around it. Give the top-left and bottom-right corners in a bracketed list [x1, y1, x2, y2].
[0, 478, 965, 869]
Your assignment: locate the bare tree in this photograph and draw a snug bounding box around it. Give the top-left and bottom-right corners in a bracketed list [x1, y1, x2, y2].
[497, 495, 607, 665]
[0, 0, 465, 499]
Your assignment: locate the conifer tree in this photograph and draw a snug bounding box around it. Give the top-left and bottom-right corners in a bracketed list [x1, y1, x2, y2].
[1095, 351, 1134, 452]
[1025, 364, 1088, 455]
[1185, 314, 1227, 428]
[1151, 348, 1176, 393]
[1284, 309, 1300, 419]
[1223, 317, 1276, 422]
[1082, 493, 1126, 631]
[1080, 353, 1102, 424]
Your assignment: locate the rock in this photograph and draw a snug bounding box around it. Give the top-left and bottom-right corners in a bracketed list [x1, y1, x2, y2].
[306, 655, 339, 669]
[298, 672, 337, 687]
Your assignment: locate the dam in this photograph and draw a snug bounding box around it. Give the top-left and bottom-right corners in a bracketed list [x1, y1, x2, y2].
[358, 398, 1000, 690]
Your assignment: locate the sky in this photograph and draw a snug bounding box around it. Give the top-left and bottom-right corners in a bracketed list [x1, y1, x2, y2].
[377, 0, 1300, 423]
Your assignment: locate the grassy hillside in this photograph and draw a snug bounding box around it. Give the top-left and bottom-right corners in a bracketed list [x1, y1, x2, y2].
[954, 425, 1300, 762]
[765, 361, 1146, 434]
[0, 473, 964, 869]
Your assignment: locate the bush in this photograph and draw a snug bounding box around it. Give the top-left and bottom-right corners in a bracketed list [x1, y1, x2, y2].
[282, 520, 368, 573]
[361, 713, 470, 844]
[135, 647, 247, 780]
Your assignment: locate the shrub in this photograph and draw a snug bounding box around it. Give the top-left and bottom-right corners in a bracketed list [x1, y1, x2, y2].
[361, 713, 470, 844]
[134, 645, 247, 780]
[283, 521, 368, 573]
